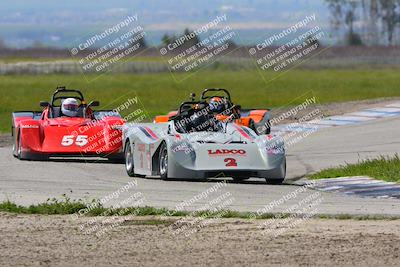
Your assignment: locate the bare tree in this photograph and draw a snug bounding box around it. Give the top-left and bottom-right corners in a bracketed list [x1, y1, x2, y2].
[345, 1, 363, 45]
[325, 0, 400, 45]
[326, 0, 345, 35]
[369, 0, 380, 44]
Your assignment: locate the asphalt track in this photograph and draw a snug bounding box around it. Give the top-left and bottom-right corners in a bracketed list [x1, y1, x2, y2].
[1, 116, 399, 216]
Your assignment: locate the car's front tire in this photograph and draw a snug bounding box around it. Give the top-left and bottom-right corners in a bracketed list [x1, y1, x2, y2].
[159, 142, 169, 180]
[16, 131, 23, 160]
[265, 158, 286, 185]
[124, 141, 144, 178]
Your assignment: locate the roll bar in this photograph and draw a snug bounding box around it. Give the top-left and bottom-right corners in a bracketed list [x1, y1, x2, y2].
[200, 88, 231, 101]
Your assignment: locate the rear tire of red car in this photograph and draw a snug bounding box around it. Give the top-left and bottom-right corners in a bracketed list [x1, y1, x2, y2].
[159, 142, 169, 180]
[124, 141, 144, 178]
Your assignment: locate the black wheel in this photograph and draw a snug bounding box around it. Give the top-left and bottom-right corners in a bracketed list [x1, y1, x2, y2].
[12, 128, 17, 158]
[16, 131, 22, 160]
[265, 158, 286, 185]
[13, 129, 47, 161]
[159, 142, 168, 180]
[124, 141, 144, 178]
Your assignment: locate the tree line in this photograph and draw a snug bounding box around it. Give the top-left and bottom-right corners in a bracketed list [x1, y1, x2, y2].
[326, 0, 400, 45]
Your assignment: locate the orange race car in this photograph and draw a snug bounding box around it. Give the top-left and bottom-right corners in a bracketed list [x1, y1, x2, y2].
[154, 88, 272, 135]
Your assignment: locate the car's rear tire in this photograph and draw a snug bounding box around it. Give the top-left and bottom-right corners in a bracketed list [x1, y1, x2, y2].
[159, 142, 169, 180]
[124, 141, 144, 178]
[265, 158, 286, 185]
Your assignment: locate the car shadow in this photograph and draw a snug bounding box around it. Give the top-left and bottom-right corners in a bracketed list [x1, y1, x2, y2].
[46, 158, 124, 164]
[144, 176, 287, 185]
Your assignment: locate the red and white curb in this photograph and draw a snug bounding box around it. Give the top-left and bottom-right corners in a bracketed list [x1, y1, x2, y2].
[272, 101, 400, 134]
[295, 177, 400, 199]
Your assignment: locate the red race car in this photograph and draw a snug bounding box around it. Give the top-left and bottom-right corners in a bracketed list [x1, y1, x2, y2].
[12, 86, 125, 161]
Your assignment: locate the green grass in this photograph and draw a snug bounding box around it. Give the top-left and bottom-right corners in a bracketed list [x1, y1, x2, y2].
[1, 69, 400, 133]
[0, 198, 399, 220]
[0, 197, 87, 215]
[0, 197, 258, 218]
[0, 198, 187, 217]
[310, 155, 400, 183]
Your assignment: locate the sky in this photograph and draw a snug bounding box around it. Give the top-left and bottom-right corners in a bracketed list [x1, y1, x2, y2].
[0, 0, 331, 47]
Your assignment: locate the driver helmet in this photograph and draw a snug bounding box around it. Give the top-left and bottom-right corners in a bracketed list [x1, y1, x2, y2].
[209, 97, 225, 113]
[61, 98, 79, 117]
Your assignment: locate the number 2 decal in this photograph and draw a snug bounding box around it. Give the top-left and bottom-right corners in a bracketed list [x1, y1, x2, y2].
[224, 158, 237, 167]
[61, 135, 88, 147]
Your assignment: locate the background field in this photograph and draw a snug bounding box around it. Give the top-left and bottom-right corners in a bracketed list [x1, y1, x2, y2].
[1, 69, 400, 133]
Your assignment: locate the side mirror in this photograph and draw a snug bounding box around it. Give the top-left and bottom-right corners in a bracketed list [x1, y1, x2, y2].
[190, 93, 196, 101]
[88, 101, 100, 107]
[40, 101, 50, 107]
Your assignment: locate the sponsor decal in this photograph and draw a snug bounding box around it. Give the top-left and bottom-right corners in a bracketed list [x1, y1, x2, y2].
[233, 124, 253, 141]
[208, 149, 246, 156]
[138, 126, 158, 140]
[61, 135, 88, 147]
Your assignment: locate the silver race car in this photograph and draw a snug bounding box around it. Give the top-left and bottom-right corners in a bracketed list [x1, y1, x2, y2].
[122, 100, 286, 183]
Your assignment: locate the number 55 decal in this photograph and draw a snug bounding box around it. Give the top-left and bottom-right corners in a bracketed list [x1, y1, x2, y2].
[61, 135, 88, 147]
[224, 158, 238, 167]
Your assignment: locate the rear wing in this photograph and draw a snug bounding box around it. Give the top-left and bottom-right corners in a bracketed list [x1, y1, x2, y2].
[93, 110, 122, 120]
[12, 111, 42, 120]
[240, 108, 271, 113]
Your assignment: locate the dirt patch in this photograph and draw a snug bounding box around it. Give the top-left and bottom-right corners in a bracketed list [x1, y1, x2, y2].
[1, 213, 399, 266]
[0, 133, 12, 148]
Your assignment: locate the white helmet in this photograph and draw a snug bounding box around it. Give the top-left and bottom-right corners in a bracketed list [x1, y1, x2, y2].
[61, 98, 79, 117]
